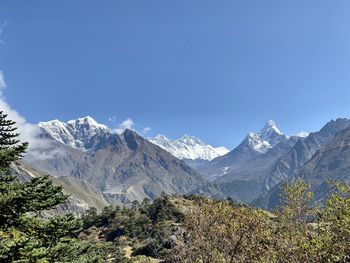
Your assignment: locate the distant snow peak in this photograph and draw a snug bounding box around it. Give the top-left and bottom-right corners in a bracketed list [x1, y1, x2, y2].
[246, 120, 308, 153]
[148, 134, 229, 161]
[295, 131, 309, 138]
[39, 116, 109, 150]
[179, 134, 204, 145]
[261, 120, 283, 136]
[67, 116, 108, 130]
[246, 120, 285, 153]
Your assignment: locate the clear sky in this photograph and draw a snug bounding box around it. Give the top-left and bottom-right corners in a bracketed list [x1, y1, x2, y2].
[1, 0, 350, 149]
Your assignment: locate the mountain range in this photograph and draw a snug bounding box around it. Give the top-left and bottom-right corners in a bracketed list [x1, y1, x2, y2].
[195, 118, 350, 204]
[148, 134, 229, 168]
[12, 115, 350, 213]
[38, 116, 228, 161]
[26, 117, 206, 204]
[254, 118, 350, 209]
[196, 120, 304, 180]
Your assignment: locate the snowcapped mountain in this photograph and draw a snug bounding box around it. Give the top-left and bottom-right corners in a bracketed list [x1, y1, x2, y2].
[245, 120, 301, 153]
[197, 120, 308, 181]
[38, 116, 109, 150]
[26, 126, 205, 203]
[38, 116, 229, 162]
[148, 134, 229, 161]
[295, 131, 309, 138]
[195, 120, 314, 202]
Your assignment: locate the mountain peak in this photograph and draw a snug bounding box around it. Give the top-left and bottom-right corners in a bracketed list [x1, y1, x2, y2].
[148, 134, 229, 161]
[67, 116, 108, 130]
[261, 120, 283, 136]
[39, 116, 109, 150]
[295, 131, 309, 138]
[154, 134, 170, 140]
[122, 128, 139, 136]
[179, 135, 203, 145]
[244, 120, 285, 153]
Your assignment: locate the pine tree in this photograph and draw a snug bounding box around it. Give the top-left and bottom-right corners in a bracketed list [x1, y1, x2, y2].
[0, 110, 28, 173]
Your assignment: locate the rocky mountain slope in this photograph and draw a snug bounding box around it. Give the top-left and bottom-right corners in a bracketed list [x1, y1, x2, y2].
[25, 115, 350, 209]
[194, 138, 300, 203]
[39, 116, 228, 162]
[265, 118, 350, 189]
[9, 162, 109, 215]
[192, 120, 349, 204]
[298, 126, 350, 199]
[38, 116, 109, 150]
[197, 120, 302, 180]
[26, 118, 205, 203]
[253, 118, 350, 209]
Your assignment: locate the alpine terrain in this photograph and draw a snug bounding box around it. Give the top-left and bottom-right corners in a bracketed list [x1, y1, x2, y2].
[148, 134, 229, 167]
[25, 116, 205, 204]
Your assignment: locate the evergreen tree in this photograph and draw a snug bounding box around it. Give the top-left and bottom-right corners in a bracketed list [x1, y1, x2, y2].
[0, 111, 28, 174]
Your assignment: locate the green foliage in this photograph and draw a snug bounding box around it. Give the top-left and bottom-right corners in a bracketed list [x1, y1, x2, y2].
[272, 178, 317, 262]
[279, 178, 315, 223]
[46, 238, 129, 263]
[0, 230, 128, 263]
[166, 180, 350, 263]
[0, 175, 68, 228]
[0, 214, 81, 262]
[167, 199, 274, 263]
[82, 207, 98, 229]
[147, 195, 184, 223]
[80, 179, 350, 262]
[82, 196, 185, 260]
[314, 182, 350, 262]
[0, 111, 28, 174]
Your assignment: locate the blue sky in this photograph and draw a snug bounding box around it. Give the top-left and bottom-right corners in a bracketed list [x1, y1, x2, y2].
[1, 0, 350, 149]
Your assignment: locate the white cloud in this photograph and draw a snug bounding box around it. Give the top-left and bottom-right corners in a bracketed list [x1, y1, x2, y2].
[114, 118, 134, 134]
[0, 98, 48, 150]
[111, 118, 151, 136]
[0, 70, 60, 160]
[120, 118, 134, 129]
[142, 127, 151, 134]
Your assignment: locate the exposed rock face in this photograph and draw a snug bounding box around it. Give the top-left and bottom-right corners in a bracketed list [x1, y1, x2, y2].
[267, 118, 350, 189]
[38, 116, 109, 150]
[197, 120, 301, 180]
[253, 119, 350, 209]
[24, 115, 350, 210]
[25, 127, 205, 203]
[299, 126, 350, 200]
[7, 163, 109, 216]
[195, 119, 350, 204]
[194, 137, 299, 203]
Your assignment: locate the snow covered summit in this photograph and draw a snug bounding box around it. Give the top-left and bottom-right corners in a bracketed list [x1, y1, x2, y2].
[148, 134, 229, 161]
[39, 116, 109, 150]
[245, 120, 307, 153]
